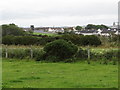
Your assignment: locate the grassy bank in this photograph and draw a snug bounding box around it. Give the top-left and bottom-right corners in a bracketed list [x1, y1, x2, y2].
[2, 58, 118, 88]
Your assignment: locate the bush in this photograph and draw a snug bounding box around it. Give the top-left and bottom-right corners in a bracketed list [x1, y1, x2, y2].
[75, 48, 88, 59]
[61, 34, 101, 46]
[103, 50, 119, 60]
[2, 35, 61, 45]
[44, 40, 78, 61]
[61, 34, 83, 45]
[81, 35, 101, 46]
[2, 35, 40, 45]
[45, 56, 60, 62]
[36, 36, 60, 45]
[2, 35, 15, 45]
[14, 36, 39, 45]
[35, 49, 46, 61]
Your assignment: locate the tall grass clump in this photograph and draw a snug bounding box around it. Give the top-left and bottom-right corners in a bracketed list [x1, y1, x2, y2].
[2, 48, 44, 60]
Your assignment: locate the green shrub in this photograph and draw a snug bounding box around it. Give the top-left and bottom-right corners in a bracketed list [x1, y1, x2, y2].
[2, 36, 40, 45]
[34, 49, 46, 61]
[2, 48, 6, 57]
[13, 36, 39, 45]
[105, 50, 119, 60]
[81, 35, 101, 46]
[2, 35, 15, 45]
[44, 40, 78, 61]
[45, 56, 60, 62]
[36, 36, 60, 45]
[61, 34, 83, 45]
[75, 48, 88, 59]
[2, 35, 61, 45]
[61, 34, 101, 46]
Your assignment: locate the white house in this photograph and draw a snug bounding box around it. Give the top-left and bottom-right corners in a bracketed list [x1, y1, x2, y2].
[115, 31, 120, 35]
[76, 30, 99, 35]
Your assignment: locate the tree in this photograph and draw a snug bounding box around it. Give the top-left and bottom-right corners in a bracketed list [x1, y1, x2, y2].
[44, 40, 78, 61]
[85, 24, 109, 30]
[2, 24, 26, 36]
[100, 24, 109, 29]
[85, 24, 96, 30]
[75, 26, 82, 31]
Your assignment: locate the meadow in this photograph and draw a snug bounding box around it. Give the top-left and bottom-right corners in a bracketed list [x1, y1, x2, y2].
[2, 58, 118, 88]
[33, 32, 59, 36]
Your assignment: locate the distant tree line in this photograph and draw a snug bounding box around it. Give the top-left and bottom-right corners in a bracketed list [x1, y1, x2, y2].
[75, 24, 109, 31]
[2, 24, 26, 36]
[85, 24, 109, 30]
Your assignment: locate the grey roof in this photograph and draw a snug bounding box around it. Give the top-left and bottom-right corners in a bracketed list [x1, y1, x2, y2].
[80, 30, 98, 33]
[101, 30, 116, 33]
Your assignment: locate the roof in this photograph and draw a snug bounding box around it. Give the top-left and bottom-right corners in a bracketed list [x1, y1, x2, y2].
[80, 30, 98, 33]
[101, 30, 116, 33]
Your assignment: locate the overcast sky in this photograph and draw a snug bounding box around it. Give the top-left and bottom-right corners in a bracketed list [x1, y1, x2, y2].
[0, 0, 119, 27]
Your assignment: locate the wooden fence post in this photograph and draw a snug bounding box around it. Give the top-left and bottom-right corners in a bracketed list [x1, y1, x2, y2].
[87, 45, 90, 64]
[30, 45, 33, 59]
[5, 45, 8, 58]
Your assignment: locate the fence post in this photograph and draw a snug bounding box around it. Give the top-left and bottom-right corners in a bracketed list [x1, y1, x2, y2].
[30, 45, 33, 59]
[5, 45, 8, 58]
[87, 45, 90, 64]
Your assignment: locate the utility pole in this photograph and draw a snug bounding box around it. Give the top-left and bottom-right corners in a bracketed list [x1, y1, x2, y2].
[118, 1, 120, 30]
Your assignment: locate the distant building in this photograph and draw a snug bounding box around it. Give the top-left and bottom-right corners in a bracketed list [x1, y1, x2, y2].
[77, 30, 98, 35]
[110, 22, 118, 30]
[115, 30, 120, 35]
[22, 24, 120, 36]
[32, 27, 75, 33]
[30, 25, 34, 31]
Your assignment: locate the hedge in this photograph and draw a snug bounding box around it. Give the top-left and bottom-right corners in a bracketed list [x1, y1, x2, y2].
[2, 34, 102, 46]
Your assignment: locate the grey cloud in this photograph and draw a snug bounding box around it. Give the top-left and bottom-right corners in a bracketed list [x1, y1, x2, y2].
[0, 0, 118, 26]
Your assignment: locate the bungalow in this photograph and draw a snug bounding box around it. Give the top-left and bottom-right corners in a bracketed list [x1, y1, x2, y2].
[48, 27, 64, 33]
[100, 30, 110, 36]
[115, 30, 120, 35]
[33, 27, 75, 33]
[76, 30, 98, 35]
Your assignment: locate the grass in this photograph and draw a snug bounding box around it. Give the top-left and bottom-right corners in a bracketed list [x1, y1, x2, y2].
[33, 32, 59, 36]
[2, 44, 118, 53]
[2, 58, 118, 88]
[2, 45, 44, 49]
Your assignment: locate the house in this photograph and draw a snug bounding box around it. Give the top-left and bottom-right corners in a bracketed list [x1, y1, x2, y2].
[75, 30, 98, 35]
[22, 25, 120, 36]
[100, 30, 110, 36]
[34, 27, 75, 33]
[115, 30, 120, 35]
[48, 27, 64, 33]
[99, 29, 118, 36]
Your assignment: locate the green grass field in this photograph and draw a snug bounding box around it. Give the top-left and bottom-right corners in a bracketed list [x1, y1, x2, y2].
[33, 32, 59, 36]
[2, 58, 118, 88]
